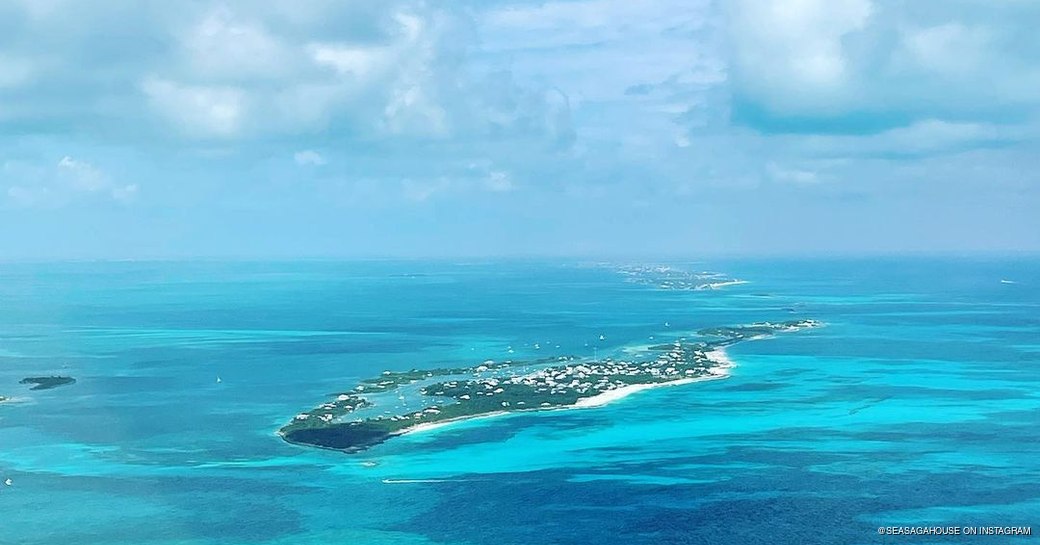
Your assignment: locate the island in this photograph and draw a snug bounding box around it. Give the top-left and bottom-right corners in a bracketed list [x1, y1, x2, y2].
[279, 320, 821, 453]
[613, 265, 749, 291]
[20, 376, 77, 390]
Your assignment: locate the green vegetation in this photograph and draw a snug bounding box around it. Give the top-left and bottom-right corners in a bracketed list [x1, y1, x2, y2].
[697, 320, 823, 343]
[280, 320, 820, 453]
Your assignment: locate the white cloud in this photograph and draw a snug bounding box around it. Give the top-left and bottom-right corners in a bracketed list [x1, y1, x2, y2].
[725, 0, 1040, 130]
[306, 12, 422, 82]
[399, 168, 517, 202]
[874, 120, 1007, 153]
[0, 0, 1037, 255]
[293, 150, 326, 166]
[381, 83, 450, 137]
[797, 119, 1018, 157]
[480, 0, 714, 104]
[2, 156, 138, 207]
[309, 44, 389, 80]
[141, 78, 245, 137]
[132, 5, 545, 141]
[180, 7, 293, 81]
[1, 0, 575, 172]
[900, 23, 991, 77]
[727, 0, 872, 115]
[57, 156, 138, 202]
[58, 155, 108, 191]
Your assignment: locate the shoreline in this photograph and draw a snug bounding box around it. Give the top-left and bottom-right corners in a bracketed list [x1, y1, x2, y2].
[395, 347, 736, 437]
[398, 411, 511, 435]
[279, 320, 824, 453]
[704, 347, 735, 372]
[571, 376, 708, 408]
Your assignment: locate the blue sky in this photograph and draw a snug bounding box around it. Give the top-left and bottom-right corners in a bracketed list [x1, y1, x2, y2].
[1, 0, 1038, 259]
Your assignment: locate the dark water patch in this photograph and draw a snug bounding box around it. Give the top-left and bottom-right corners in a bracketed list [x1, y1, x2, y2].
[811, 384, 1031, 403]
[19, 376, 76, 390]
[771, 368, 815, 378]
[850, 421, 1040, 448]
[980, 408, 1040, 424]
[14, 406, 285, 447]
[753, 335, 1026, 364]
[387, 412, 616, 455]
[71, 375, 183, 393]
[396, 459, 1040, 545]
[527, 413, 614, 434]
[8, 472, 309, 543]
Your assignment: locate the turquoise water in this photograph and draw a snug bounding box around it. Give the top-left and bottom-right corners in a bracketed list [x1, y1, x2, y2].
[0, 258, 1037, 544]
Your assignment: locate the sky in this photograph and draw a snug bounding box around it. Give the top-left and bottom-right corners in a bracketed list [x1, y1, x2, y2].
[1, 0, 1038, 259]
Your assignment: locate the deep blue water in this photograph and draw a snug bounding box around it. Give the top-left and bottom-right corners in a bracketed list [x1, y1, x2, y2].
[0, 258, 1037, 545]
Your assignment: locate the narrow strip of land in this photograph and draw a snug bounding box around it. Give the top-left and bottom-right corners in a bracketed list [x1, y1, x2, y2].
[279, 320, 820, 453]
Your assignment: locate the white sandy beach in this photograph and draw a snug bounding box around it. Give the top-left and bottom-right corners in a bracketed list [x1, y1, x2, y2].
[571, 378, 702, 408]
[399, 346, 737, 435]
[400, 411, 510, 435]
[704, 348, 735, 371]
[573, 352, 734, 409]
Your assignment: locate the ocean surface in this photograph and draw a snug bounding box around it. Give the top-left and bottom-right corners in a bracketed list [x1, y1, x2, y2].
[0, 258, 1037, 545]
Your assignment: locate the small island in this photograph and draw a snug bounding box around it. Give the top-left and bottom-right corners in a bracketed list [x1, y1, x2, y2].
[280, 320, 820, 453]
[20, 376, 77, 390]
[614, 265, 748, 291]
